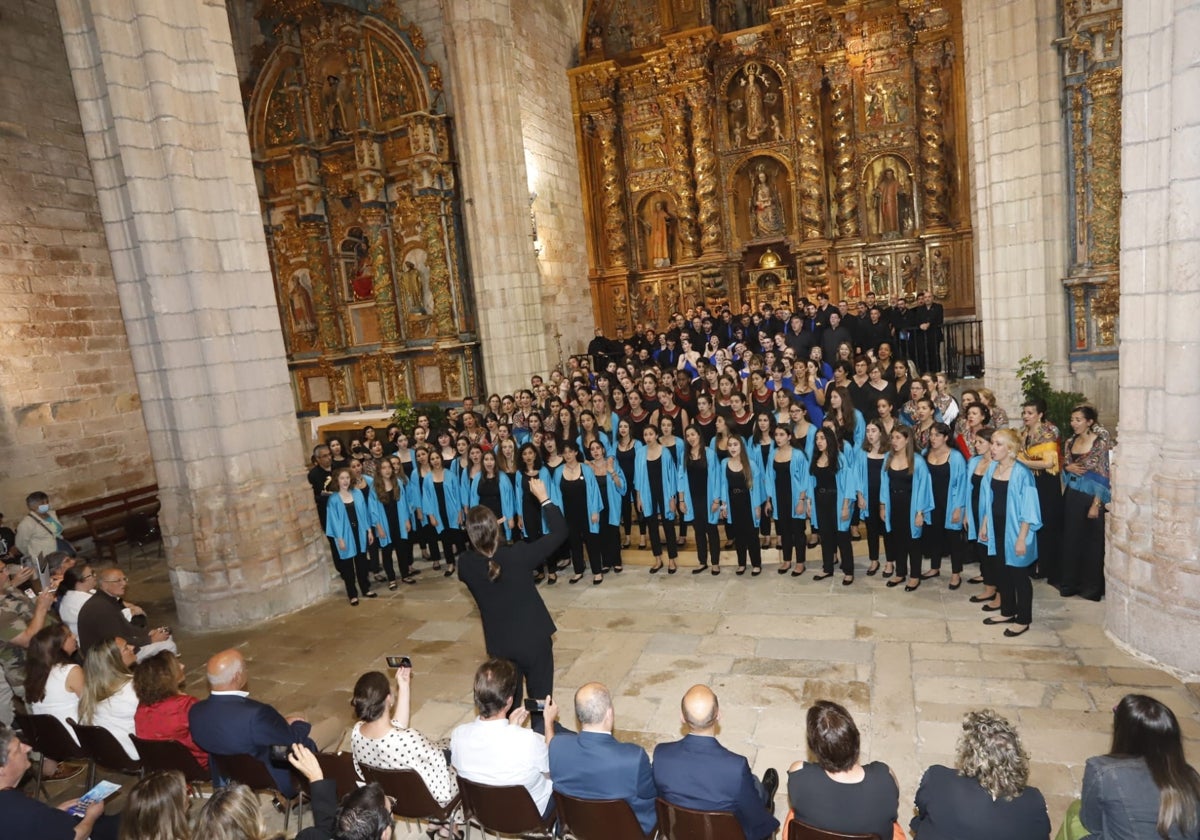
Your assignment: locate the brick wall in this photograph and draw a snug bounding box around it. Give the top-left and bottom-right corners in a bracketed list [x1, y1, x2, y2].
[0, 0, 153, 519]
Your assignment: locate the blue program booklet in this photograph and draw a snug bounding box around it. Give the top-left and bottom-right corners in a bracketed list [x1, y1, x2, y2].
[67, 780, 121, 817]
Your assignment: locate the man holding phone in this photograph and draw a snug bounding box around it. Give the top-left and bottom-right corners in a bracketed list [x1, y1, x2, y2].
[458, 477, 566, 712]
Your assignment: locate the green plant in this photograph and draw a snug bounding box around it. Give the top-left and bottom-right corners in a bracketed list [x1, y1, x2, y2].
[390, 397, 448, 432]
[1016, 355, 1088, 432]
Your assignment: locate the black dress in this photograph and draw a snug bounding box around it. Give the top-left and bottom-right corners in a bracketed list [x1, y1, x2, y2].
[725, 465, 761, 569]
[884, 465, 920, 578]
[924, 459, 950, 560]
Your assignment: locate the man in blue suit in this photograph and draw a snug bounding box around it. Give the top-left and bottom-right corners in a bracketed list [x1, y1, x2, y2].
[653, 685, 779, 840]
[549, 682, 657, 834]
[189, 649, 317, 798]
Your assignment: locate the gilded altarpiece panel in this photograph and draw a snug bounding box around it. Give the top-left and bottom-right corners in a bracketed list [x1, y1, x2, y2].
[1058, 0, 1121, 362]
[247, 0, 477, 416]
[571, 0, 974, 336]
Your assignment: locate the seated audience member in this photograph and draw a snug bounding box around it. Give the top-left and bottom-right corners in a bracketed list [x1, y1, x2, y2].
[0, 511, 19, 562]
[76, 567, 175, 661]
[0, 564, 55, 725]
[549, 681, 657, 834]
[191, 783, 279, 840]
[1068, 693, 1200, 840]
[787, 700, 899, 840]
[653, 685, 780, 840]
[349, 665, 457, 808]
[911, 709, 1050, 840]
[119, 769, 190, 840]
[79, 636, 139, 759]
[450, 658, 557, 817]
[0, 722, 120, 840]
[25, 625, 84, 741]
[188, 648, 319, 798]
[291, 743, 395, 840]
[133, 650, 207, 769]
[14, 491, 74, 563]
[56, 563, 96, 638]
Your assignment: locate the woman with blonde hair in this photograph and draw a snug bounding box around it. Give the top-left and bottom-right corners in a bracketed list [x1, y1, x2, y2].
[119, 770, 190, 840]
[977, 387, 1009, 428]
[911, 709, 1050, 840]
[79, 636, 139, 759]
[191, 783, 281, 840]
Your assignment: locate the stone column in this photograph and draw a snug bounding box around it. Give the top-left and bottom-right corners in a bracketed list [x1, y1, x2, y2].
[961, 0, 1069, 411]
[1107, 0, 1200, 675]
[56, 0, 330, 628]
[826, 62, 860, 239]
[441, 0, 548, 393]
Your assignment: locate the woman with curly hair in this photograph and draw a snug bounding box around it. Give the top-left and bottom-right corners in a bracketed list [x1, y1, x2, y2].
[911, 709, 1050, 840]
[133, 650, 207, 769]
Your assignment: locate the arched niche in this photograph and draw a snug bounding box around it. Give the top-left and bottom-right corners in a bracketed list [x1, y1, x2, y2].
[721, 60, 789, 150]
[636, 191, 678, 270]
[729, 154, 794, 244]
[862, 153, 917, 240]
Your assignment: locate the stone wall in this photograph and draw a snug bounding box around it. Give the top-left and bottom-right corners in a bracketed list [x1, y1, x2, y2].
[0, 0, 153, 518]
[512, 0, 593, 364]
[961, 0, 1071, 412]
[1107, 0, 1200, 676]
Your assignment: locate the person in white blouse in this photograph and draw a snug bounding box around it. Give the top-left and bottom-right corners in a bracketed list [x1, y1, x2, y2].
[24, 625, 84, 744]
[78, 636, 139, 759]
[55, 563, 95, 639]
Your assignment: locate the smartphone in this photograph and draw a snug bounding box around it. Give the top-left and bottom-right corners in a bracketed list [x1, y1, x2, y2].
[268, 744, 291, 765]
[523, 698, 545, 713]
[385, 655, 412, 669]
[68, 780, 121, 816]
[22, 588, 35, 600]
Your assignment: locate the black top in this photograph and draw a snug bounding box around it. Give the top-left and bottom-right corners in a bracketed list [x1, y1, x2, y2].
[788, 761, 899, 840]
[928, 459, 950, 511]
[479, 475, 503, 519]
[307, 464, 333, 523]
[911, 765, 1050, 840]
[991, 477, 1009, 556]
[773, 460, 793, 509]
[686, 456, 709, 507]
[866, 455, 885, 506]
[0, 788, 120, 840]
[646, 455, 666, 512]
[561, 472, 589, 528]
[812, 463, 836, 492]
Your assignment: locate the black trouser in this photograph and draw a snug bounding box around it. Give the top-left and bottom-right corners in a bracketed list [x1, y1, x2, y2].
[815, 489, 853, 574]
[379, 538, 413, 580]
[1060, 488, 1105, 599]
[925, 520, 966, 574]
[335, 552, 371, 599]
[776, 515, 803, 566]
[1033, 471, 1063, 583]
[620, 494, 644, 539]
[884, 524, 921, 578]
[645, 511, 678, 559]
[974, 540, 997, 586]
[728, 491, 762, 569]
[566, 524, 592, 575]
[864, 506, 884, 561]
[498, 637, 554, 713]
[999, 554, 1034, 625]
[597, 523, 622, 569]
[691, 521, 720, 566]
[428, 526, 462, 566]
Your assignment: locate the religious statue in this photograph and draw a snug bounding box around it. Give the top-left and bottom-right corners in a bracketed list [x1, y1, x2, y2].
[771, 115, 783, 141]
[749, 163, 786, 238]
[741, 63, 770, 142]
[350, 242, 374, 300]
[400, 260, 427, 314]
[716, 0, 737, 32]
[748, 0, 771, 26]
[870, 256, 891, 296]
[322, 74, 350, 142]
[612, 284, 629, 326]
[900, 252, 925, 294]
[930, 249, 950, 298]
[288, 271, 317, 336]
[838, 259, 859, 298]
[644, 200, 674, 268]
[873, 167, 903, 236]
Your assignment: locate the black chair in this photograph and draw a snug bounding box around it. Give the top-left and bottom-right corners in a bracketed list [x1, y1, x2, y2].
[314, 751, 360, 801]
[787, 816, 880, 840]
[212, 752, 306, 832]
[12, 713, 91, 800]
[554, 790, 655, 840]
[457, 776, 556, 839]
[362, 764, 461, 835]
[67, 719, 142, 787]
[655, 797, 747, 840]
[130, 736, 209, 795]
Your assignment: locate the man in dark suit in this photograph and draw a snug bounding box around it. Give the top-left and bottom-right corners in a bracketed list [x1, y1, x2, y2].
[549, 682, 657, 834]
[458, 479, 567, 711]
[653, 685, 779, 840]
[189, 649, 318, 797]
[911, 289, 944, 373]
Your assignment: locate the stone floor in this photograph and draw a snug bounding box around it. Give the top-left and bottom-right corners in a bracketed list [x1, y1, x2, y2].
[36, 543, 1200, 837]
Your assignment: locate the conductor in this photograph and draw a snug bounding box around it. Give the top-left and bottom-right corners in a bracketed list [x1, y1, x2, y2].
[458, 478, 567, 711]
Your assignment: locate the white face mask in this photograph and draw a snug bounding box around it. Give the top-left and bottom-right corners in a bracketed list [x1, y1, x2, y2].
[37, 504, 50, 514]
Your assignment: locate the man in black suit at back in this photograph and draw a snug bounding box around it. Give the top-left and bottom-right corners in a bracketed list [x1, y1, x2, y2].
[458, 479, 566, 711]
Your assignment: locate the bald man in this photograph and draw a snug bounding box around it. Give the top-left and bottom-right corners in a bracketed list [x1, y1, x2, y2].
[188, 649, 317, 798]
[548, 682, 657, 833]
[652, 685, 779, 840]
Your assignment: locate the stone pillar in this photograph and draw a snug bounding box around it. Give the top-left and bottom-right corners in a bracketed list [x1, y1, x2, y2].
[686, 86, 723, 255]
[1107, 0, 1200, 675]
[442, 0, 549, 393]
[826, 62, 860, 239]
[56, 0, 330, 628]
[792, 65, 826, 241]
[961, 0, 1070, 411]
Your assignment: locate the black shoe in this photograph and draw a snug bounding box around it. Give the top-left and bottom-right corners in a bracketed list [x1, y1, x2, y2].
[650, 561, 664, 574]
[762, 767, 780, 804]
[813, 572, 833, 581]
[568, 574, 584, 584]
[983, 616, 1016, 625]
[981, 603, 1002, 612]
[711, 565, 720, 575]
[364, 591, 378, 598]
[1004, 625, 1031, 637]
[886, 577, 905, 588]
[693, 565, 709, 575]
[969, 594, 992, 603]
[735, 566, 747, 576]
[904, 579, 921, 592]
[866, 561, 880, 576]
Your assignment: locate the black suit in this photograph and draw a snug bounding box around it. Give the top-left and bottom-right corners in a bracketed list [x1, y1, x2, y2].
[911, 302, 944, 373]
[458, 502, 567, 708]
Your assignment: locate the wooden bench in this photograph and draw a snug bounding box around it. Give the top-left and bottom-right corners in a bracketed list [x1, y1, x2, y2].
[57, 485, 161, 563]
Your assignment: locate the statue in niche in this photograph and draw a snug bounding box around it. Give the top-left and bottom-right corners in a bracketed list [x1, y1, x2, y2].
[838, 259, 860, 298]
[870, 257, 892, 296]
[715, 0, 736, 32]
[771, 115, 783, 141]
[930, 249, 950, 298]
[749, 163, 786, 238]
[349, 238, 374, 300]
[400, 260, 427, 314]
[873, 168, 902, 236]
[900, 253, 925, 295]
[740, 62, 770, 141]
[288, 270, 317, 336]
[748, 0, 771, 26]
[612, 284, 629, 326]
[642, 200, 674, 268]
[322, 74, 351, 142]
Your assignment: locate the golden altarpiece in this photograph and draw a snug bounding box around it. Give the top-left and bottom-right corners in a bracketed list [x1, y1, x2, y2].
[570, 0, 975, 333]
[244, 0, 477, 416]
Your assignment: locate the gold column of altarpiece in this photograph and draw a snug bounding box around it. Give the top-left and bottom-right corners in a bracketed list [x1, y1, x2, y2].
[572, 0, 974, 333]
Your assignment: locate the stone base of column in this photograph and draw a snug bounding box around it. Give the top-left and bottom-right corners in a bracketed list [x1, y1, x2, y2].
[170, 552, 332, 630]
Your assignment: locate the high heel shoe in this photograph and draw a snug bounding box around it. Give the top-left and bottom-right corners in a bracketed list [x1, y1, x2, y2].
[649, 559, 664, 574]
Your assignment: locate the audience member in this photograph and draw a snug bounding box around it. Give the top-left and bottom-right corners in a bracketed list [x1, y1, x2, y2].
[133, 650, 207, 769]
[14, 490, 74, 563]
[787, 700, 899, 840]
[188, 649, 320, 798]
[56, 563, 96, 638]
[1066, 693, 1200, 840]
[119, 769, 190, 840]
[291, 741, 394, 840]
[549, 681, 657, 834]
[653, 684, 779, 840]
[0, 722, 119, 840]
[349, 665, 457, 809]
[25, 624, 84, 742]
[0, 565, 55, 725]
[191, 783, 281, 840]
[910, 708, 1050, 840]
[77, 567, 175, 661]
[79, 636, 140, 759]
[450, 658, 557, 817]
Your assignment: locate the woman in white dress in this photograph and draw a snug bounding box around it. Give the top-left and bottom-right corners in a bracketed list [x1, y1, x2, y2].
[78, 636, 139, 759]
[25, 624, 84, 743]
[55, 563, 95, 638]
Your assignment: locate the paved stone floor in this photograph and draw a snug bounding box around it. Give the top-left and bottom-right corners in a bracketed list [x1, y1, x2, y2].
[38, 545, 1200, 837]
